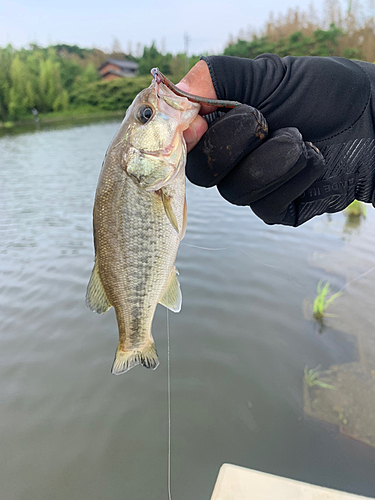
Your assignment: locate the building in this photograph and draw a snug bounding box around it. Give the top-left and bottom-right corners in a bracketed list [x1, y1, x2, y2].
[98, 59, 138, 81]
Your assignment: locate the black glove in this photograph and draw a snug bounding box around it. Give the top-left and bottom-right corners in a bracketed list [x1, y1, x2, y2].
[188, 105, 326, 225]
[187, 55, 375, 226]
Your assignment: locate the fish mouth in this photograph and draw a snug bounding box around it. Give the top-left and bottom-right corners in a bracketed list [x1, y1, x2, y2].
[137, 142, 176, 158]
[125, 138, 184, 191]
[136, 130, 181, 159]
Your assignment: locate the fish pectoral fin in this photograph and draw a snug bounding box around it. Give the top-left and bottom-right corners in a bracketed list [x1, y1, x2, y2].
[180, 197, 187, 240]
[160, 188, 179, 233]
[86, 260, 112, 314]
[111, 341, 159, 375]
[159, 267, 182, 313]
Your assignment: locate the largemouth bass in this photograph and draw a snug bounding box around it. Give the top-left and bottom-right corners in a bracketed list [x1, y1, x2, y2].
[86, 78, 199, 375]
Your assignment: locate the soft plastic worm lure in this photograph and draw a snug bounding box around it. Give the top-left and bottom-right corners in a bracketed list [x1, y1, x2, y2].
[151, 67, 241, 109]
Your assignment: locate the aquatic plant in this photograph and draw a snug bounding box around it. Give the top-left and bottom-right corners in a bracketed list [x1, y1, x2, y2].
[345, 200, 367, 217]
[304, 366, 335, 389]
[313, 281, 342, 320]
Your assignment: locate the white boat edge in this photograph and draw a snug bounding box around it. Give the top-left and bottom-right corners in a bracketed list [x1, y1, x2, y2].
[210, 463, 374, 500]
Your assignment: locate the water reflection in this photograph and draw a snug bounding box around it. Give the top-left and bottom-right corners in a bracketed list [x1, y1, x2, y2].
[343, 213, 365, 234]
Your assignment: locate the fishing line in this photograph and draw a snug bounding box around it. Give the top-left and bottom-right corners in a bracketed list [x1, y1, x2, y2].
[166, 308, 172, 500]
[181, 242, 228, 251]
[338, 264, 375, 292]
[182, 242, 282, 269]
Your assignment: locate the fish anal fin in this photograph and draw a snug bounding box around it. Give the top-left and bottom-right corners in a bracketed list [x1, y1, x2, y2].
[159, 267, 182, 313]
[111, 341, 159, 375]
[160, 189, 179, 233]
[86, 260, 112, 314]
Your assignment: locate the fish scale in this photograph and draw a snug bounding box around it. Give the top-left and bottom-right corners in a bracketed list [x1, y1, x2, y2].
[86, 79, 199, 374]
[115, 175, 183, 348]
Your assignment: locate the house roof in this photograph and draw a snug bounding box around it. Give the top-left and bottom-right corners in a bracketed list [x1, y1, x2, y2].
[98, 58, 138, 71]
[101, 69, 127, 78]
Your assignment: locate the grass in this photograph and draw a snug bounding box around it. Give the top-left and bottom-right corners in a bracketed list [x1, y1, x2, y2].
[345, 200, 367, 217]
[313, 281, 342, 321]
[0, 121, 15, 129]
[304, 366, 335, 389]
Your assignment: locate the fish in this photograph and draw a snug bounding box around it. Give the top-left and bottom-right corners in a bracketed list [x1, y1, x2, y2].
[86, 78, 200, 375]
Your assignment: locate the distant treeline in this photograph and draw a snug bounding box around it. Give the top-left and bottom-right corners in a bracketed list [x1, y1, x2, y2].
[0, 42, 200, 123]
[1, 0, 375, 123]
[224, 24, 358, 59]
[225, 0, 375, 60]
[0, 45, 103, 121]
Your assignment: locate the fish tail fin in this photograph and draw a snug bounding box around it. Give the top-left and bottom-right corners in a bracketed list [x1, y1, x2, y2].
[111, 341, 159, 375]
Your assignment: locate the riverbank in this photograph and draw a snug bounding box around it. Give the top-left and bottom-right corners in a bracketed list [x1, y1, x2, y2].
[0, 108, 124, 136]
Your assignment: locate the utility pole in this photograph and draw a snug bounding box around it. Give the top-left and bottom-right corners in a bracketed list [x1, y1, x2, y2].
[184, 32, 190, 73]
[161, 37, 166, 55]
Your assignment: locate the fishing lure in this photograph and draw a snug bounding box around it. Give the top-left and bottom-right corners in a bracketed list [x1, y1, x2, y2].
[151, 67, 241, 109]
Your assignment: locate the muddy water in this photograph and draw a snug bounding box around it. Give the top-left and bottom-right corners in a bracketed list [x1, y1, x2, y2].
[1, 121, 375, 500]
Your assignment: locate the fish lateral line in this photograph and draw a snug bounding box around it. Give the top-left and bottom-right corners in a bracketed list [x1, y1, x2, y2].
[151, 67, 242, 110]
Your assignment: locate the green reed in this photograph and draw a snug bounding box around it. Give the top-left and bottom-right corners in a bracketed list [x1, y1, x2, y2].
[304, 366, 335, 389]
[345, 200, 367, 217]
[313, 281, 342, 321]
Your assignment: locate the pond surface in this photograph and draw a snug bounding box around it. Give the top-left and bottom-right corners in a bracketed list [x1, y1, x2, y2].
[1, 121, 375, 500]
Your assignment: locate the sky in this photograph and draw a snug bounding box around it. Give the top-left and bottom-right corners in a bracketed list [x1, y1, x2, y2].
[0, 0, 330, 55]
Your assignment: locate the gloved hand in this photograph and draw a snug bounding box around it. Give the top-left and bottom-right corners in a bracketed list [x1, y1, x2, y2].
[187, 106, 326, 225]
[179, 56, 375, 226]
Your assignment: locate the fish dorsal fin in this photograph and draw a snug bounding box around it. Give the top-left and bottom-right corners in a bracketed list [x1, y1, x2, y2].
[159, 267, 182, 313]
[86, 260, 112, 314]
[160, 189, 179, 233]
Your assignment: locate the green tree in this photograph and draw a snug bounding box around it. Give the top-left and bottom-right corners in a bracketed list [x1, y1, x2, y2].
[53, 89, 69, 111]
[311, 24, 343, 56]
[59, 59, 83, 92]
[38, 54, 65, 112]
[72, 62, 99, 93]
[224, 24, 344, 59]
[138, 42, 172, 75]
[0, 45, 13, 121]
[8, 55, 30, 120]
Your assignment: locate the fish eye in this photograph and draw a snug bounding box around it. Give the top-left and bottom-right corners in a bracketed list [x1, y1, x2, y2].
[137, 104, 154, 124]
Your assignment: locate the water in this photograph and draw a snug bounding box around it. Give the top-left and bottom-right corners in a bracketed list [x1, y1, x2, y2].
[1, 122, 375, 500]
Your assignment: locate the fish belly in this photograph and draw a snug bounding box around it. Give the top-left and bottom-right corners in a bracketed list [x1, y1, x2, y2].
[94, 163, 184, 373]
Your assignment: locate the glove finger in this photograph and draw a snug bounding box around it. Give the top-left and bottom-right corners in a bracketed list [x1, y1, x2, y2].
[186, 104, 268, 188]
[250, 143, 325, 225]
[217, 127, 313, 205]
